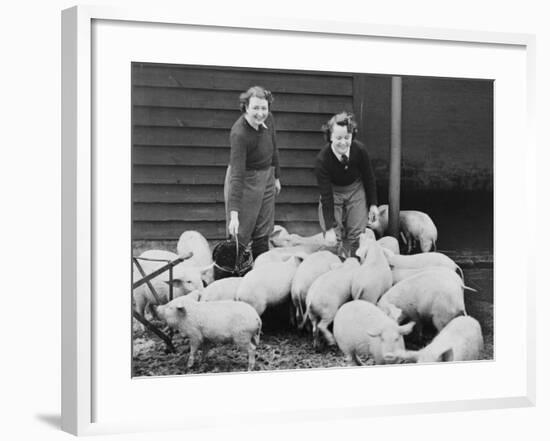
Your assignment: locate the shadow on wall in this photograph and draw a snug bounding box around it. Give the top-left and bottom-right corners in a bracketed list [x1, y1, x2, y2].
[377, 189, 493, 252]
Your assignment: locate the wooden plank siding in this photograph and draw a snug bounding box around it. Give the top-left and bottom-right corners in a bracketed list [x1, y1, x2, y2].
[132, 63, 356, 241]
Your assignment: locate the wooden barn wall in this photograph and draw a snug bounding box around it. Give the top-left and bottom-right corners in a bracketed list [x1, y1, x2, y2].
[132, 64, 493, 244]
[132, 63, 354, 241]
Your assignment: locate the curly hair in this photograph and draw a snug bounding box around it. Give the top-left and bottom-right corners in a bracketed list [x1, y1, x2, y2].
[239, 86, 274, 113]
[321, 111, 358, 142]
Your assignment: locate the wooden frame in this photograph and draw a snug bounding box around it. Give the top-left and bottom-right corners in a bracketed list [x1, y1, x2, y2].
[62, 5, 536, 435]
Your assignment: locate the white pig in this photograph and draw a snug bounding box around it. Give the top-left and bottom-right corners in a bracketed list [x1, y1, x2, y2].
[391, 266, 477, 293]
[290, 250, 342, 327]
[196, 277, 243, 302]
[154, 295, 262, 370]
[382, 248, 464, 281]
[333, 300, 415, 365]
[133, 277, 195, 320]
[133, 249, 210, 289]
[351, 233, 393, 304]
[253, 246, 311, 268]
[236, 256, 303, 316]
[176, 230, 215, 285]
[377, 236, 400, 255]
[301, 258, 360, 348]
[393, 316, 484, 363]
[269, 225, 335, 250]
[367, 205, 438, 253]
[377, 267, 467, 334]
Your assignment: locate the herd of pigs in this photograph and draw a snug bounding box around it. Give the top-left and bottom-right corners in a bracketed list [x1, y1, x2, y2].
[133, 205, 484, 372]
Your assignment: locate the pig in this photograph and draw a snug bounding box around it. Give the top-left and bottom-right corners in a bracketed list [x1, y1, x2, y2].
[367, 205, 438, 253]
[269, 225, 335, 250]
[196, 277, 243, 302]
[382, 248, 464, 281]
[391, 266, 477, 293]
[176, 230, 215, 285]
[301, 258, 360, 348]
[290, 250, 342, 327]
[133, 277, 195, 321]
[133, 249, 211, 289]
[393, 316, 484, 363]
[154, 295, 262, 370]
[351, 232, 393, 304]
[377, 267, 467, 335]
[253, 246, 311, 268]
[236, 255, 303, 316]
[377, 236, 400, 255]
[333, 300, 415, 365]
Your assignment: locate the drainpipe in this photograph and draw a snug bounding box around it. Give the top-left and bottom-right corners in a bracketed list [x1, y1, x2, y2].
[388, 76, 402, 239]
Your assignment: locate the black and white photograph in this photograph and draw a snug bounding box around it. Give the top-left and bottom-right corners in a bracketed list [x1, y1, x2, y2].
[131, 63, 493, 376]
[6, 0, 544, 438]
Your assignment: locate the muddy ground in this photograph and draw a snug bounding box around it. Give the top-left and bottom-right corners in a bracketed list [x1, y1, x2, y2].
[132, 267, 493, 377]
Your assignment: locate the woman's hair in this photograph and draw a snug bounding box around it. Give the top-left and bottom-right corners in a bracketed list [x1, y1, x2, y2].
[239, 86, 274, 113]
[321, 111, 358, 142]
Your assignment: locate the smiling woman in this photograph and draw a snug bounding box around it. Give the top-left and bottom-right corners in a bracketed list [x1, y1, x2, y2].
[224, 86, 282, 260]
[315, 111, 379, 257]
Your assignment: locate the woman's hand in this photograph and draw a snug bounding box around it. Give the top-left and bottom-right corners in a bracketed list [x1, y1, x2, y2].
[275, 178, 282, 196]
[368, 205, 379, 224]
[324, 228, 337, 246]
[228, 210, 239, 237]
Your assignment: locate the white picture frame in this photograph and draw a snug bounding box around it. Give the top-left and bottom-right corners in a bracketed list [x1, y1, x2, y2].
[61, 5, 536, 436]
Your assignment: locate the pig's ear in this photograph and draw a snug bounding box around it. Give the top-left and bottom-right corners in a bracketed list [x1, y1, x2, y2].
[269, 230, 282, 246]
[439, 347, 454, 362]
[387, 304, 403, 322]
[355, 247, 367, 261]
[270, 225, 288, 242]
[398, 321, 415, 335]
[330, 262, 343, 270]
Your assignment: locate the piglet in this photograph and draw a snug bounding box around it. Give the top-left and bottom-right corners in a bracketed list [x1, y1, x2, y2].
[237, 255, 303, 316]
[333, 300, 415, 365]
[290, 250, 342, 327]
[176, 230, 215, 285]
[377, 267, 467, 335]
[367, 205, 438, 253]
[391, 266, 478, 293]
[134, 249, 210, 288]
[393, 316, 484, 363]
[253, 246, 311, 268]
[133, 277, 194, 321]
[269, 225, 335, 250]
[302, 258, 360, 348]
[154, 295, 262, 371]
[351, 232, 393, 304]
[382, 248, 464, 281]
[196, 276, 243, 302]
[377, 236, 400, 255]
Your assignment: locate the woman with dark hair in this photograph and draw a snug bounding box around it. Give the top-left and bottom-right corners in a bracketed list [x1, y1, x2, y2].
[314, 111, 379, 256]
[224, 86, 282, 259]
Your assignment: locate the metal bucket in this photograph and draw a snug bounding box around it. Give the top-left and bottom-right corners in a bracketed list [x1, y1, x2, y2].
[212, 238, 253, 280]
